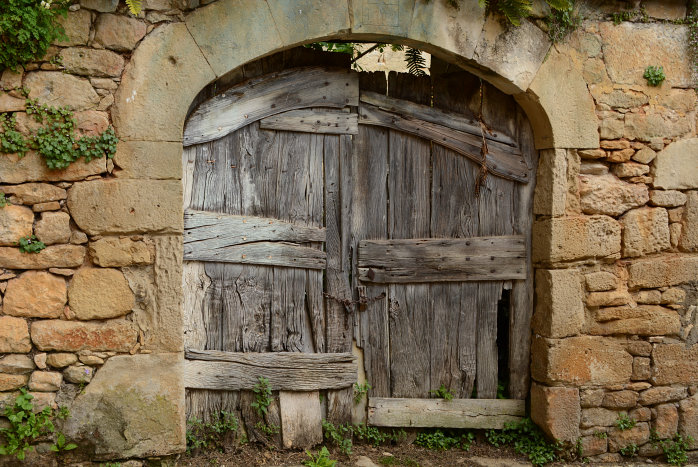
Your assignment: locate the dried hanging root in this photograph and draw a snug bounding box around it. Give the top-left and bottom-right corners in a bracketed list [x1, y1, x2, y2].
[474, 79, 490, 197]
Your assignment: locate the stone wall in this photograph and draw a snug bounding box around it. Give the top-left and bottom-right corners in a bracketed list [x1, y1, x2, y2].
[529, 2, 698, 462]
[0, 0, 695, 463]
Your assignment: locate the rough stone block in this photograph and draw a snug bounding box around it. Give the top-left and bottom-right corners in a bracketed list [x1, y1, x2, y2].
[580, 435, 608, 457]
[581, 389, 605, 408]
[533, 149, 567, 217]
[67, 179, 183, 235]
[679, 394, 698, 449]
[530, 383, 580, 442]
[581, 407, 618, 428]
[46, 353, 78, 369]
[64, 353, 185, 459]
[532, 215, 621, 263]
[586, 290, 632, 307]
[94, 14, 147, 51]
[0, 245, 85, 269]
[0, 205, 34, 246]
[25, 72, 99, 111]
[68, 268, 135, 320]
[654, 403, 679, 439]
[35, 211, 72, 245]
[113, 140, 182, 180]
[59, 47, 125, 78]
[579, 174, 648, 216]
[0, 374, 29, 391]
[1, 183, 67, 205]
[652, 344, 698, 385]
[585, 271, 618, 292]
[90, 237, 153, 267]
[620, 207, 670, 257]
[63, 365, 94, 384]
[531, 336, 632, 386]
[633, 147, 657, 164]
[650, 190, 687, 208]
[0, 355, 35, 375]
[0, 151, 106, 185]
[679, 191, 698, 252]
[626, 341, 652, 357]
[3, 271, 67, 318]
[31, 319, 137, 352]
[0, 93, 26, 113]
[532, 269, 584, 338]
[0, 316, 31, 353]
[602, 390, 638, 409]
[608, 422, 650, 452]
[639, 386, 687, 405]
[80, 0, 119, 12]
[54, 9, 91, 46]
[613, 162, 650, 178]
[654, 138, 698, 190]
[632, 357, 651, 381]
[29, 371, 63, 392]
[628, 255, 698, 288]
[269, 0, 351, 49]
[591, 306, 680, 337]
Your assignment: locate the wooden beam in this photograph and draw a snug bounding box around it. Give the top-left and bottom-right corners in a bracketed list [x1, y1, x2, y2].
[260, 109, 358, 135]
[359, 104, 529, 183]
[184, 350, 357, 391]
[367, 398, 525, 429]
[358, 236, 527, 283]
[184, 241, 326, 269]
[360, 91, 518, 147]
[184, 67, 359, 146]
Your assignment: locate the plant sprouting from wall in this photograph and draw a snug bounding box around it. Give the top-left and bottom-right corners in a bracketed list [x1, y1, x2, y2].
[250, 376, 273, 417]
[476, 0, 574, 26]
[18, 235, 45, 253]
[126, 0, 142, 15]
[644, 65, 666, 86]
[545, 0, 582, 43]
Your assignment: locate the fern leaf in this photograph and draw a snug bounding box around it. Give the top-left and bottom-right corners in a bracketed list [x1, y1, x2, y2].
[405, 47, 427, 77]
[497, 0, 533, 26]
[126, 0, 142, 15]
[546, 0, 573, 10]
[479, 0, 489, 7]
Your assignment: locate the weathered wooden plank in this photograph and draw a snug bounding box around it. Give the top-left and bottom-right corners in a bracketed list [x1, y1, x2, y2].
[359, 104, 530, 183]
[360, 91, 517, 147]
[357, 236, 526, 283]
[184, 241, 326, 269]
[184, 67, 359, 146]
[184, 210, 326, 246]
[279, 391, 323, 449]
[183, 352, 357, 391]
[260, 109, 358, 135]
[367, 398, 525, 429]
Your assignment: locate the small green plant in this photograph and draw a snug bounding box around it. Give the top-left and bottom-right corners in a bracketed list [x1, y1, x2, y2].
[322, 420, 353, 455]
[615, 413, 636, 431]
[593, 430, 607, 439]
[429, 384, 454, 401]
[353, 382, 371, 404]
[652, 432, 694, 466]
[545, 1, 582, 43]
[304, 446, 337, 467]
[415, 429, 474, 451]
[322, 421, 405, 456]
[255, 421, 280, 437]
[185, 411, 239, 452]
[250, 376, 273, 417]
[50, 433, 77, 453]
[486, 418, 562, 466]
[0, 192, 7, 208]
[0, 388, 71, 460]
[99, 463, 122, 467]
[0, 0, 69, 71]
[18, 235, 45, 253]
[644, 65, 666, 86]
[619, 442, 638, 457]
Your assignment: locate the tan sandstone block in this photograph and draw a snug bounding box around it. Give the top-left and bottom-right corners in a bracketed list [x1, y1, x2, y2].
[63, 365, 94, 384]
[80, 0, 119, 12]
[0, 93, 26, 113]
[74, 110, 110, 137]
[612, 162, 650, 178]
[531, 336, 632, 386]
[68, 268, 135, 320]
[654, 138, 698, 190]
[650, 190, 687, 208]
[112, 141, 182, 180]
[0, 245, 85, 269]
[31, 319, 137, 352]
[620, 207, 670, 257]
[90, 237, 152, 267]
[0, 355, 35, 375]
[1, 183, 67, 205]
[533, 149, 567, 217]
[679, 394, 698, 449]
[679, 191, 698, 251]
[581, 407, 619, 428]
[592, 305, 681, 336]
[640, 386, 687, 405]
[0, 151, 106, 185]
[579, 174, 648, 216]
[54, 9, 91, 46]
[580, 435, 608, 457]
[533, 215, 621, 263]
[645, 1, 687, 20]
[652, 344, 698, 385]
[532, 269, 583, 338]
[585, 271, 618, 292]
[59, 47, 125, 78]
[624, 111, 693, 141]
[269, 0, 351, 50]
[46, 353, 78, 369]
[633, 147, 657, 164]
[29, 371, 63, 392]
[25, 72, 99, 111]
[654, 404, 679, 439]
[112, 22, 216, 141]
[608, 422, 650, 452]
[632, 357, 650, 380]
[586, 289, 632, 307]
[602, 390, 638, 409]
[35, 211, 72, 245]
[0, 316, 31, 353]
[530, 383, 580, 442]
[94, 14, 147, 52]
[0, 205, 33, 246]
[67, 179, 183, 235]
[3, 271, 67, 318]
[628, 255, 698, 288]
[0, 374, 30, 391]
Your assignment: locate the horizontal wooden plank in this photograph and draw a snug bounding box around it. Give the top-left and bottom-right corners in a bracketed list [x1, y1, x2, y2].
[184, 67, 359, 146]
[359, 104, 529, 183]
[184, 241, 326, 269]
[358, 236, 526, 283]
[367, 398, 525, 429]
[185, 209, 326, 246]
[360, 91, 518, 147]
[260, 109, 358, 135]
[184, 350, 357, 390]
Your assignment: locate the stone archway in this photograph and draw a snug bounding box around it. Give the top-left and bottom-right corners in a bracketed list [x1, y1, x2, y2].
[68, 0, 601, 459]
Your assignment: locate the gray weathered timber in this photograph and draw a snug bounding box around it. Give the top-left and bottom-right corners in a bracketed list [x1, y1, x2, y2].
[359, 104, 529, 183]
[260, 109, 359, 135]
[357, 236, 527, 283]
[184, 67, 359, 146]
[360, 91, 517, 147]
[184, 210, 326, 245]
[279, 391, 323, 448]
[184, 241, 326, 269]
[183, 351, 357, 390]
[367, 398, 525, 429]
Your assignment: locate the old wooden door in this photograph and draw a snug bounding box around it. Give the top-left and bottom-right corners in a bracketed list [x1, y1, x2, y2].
[182, 51, 537, 439]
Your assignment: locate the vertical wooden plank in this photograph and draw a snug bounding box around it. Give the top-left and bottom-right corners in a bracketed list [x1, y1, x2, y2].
[508, 108, 537, 400]
[279, 391, 323, 448]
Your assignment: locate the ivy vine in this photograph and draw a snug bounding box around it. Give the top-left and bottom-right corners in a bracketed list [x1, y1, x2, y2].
[0, 90, 118, 170]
